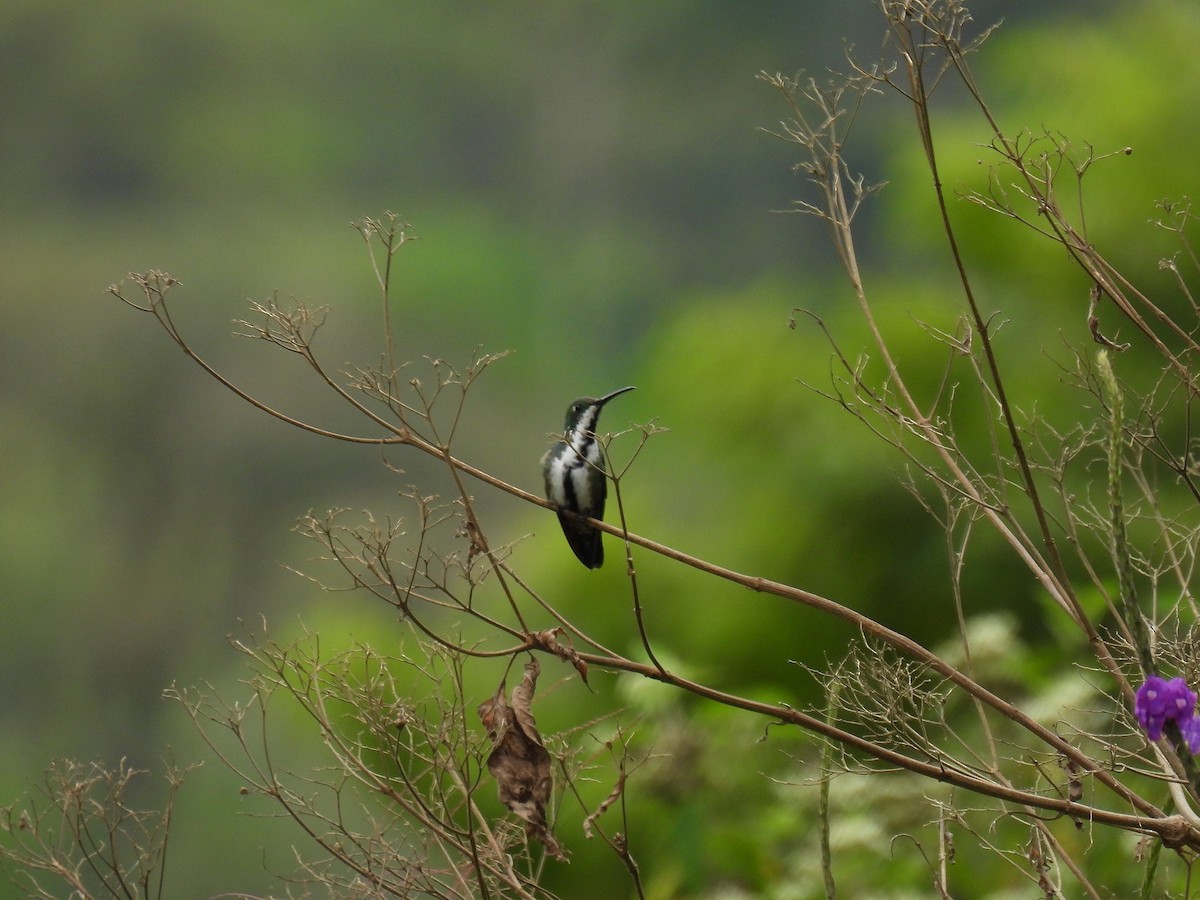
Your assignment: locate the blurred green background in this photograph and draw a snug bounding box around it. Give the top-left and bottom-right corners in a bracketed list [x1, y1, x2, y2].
[2, 0, 1197, 895]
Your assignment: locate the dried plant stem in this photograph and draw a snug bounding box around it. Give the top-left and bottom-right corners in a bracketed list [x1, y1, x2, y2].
[819, 685, 839, 900]
[1096, 350, 1154, 676]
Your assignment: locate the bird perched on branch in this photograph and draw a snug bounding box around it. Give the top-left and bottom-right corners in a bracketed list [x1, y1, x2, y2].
[542, 386, 635, 568]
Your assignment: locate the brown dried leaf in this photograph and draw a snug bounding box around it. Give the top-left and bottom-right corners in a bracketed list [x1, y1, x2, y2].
[532, 627, 589, 685]
[582, 769, 627, 840]
[478, 659, 567, 860]
[1087, 283, 1130, 352]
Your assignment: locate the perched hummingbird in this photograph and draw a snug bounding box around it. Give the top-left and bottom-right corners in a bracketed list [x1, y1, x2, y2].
[542, 386, 636, 568]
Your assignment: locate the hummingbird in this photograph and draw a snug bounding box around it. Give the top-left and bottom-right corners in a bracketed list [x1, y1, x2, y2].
[542, 386, 636, 568]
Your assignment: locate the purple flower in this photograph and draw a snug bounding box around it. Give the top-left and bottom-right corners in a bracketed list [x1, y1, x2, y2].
[1180, 716, 1200, 754]
[1135, 676, 1197, 742]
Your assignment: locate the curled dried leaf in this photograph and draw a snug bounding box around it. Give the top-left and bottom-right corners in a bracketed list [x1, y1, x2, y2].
[532, 627, 589, 685]
[1087, 283, 1130, 352]
[582, 769, 627, 840]
[478, 659, 566, 860]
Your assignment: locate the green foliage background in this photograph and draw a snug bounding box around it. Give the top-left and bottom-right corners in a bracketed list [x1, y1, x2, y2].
[1, 0, 1196, 895]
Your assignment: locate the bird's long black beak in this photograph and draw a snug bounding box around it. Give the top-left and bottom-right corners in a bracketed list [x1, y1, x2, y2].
[597, 385, 636, 406]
